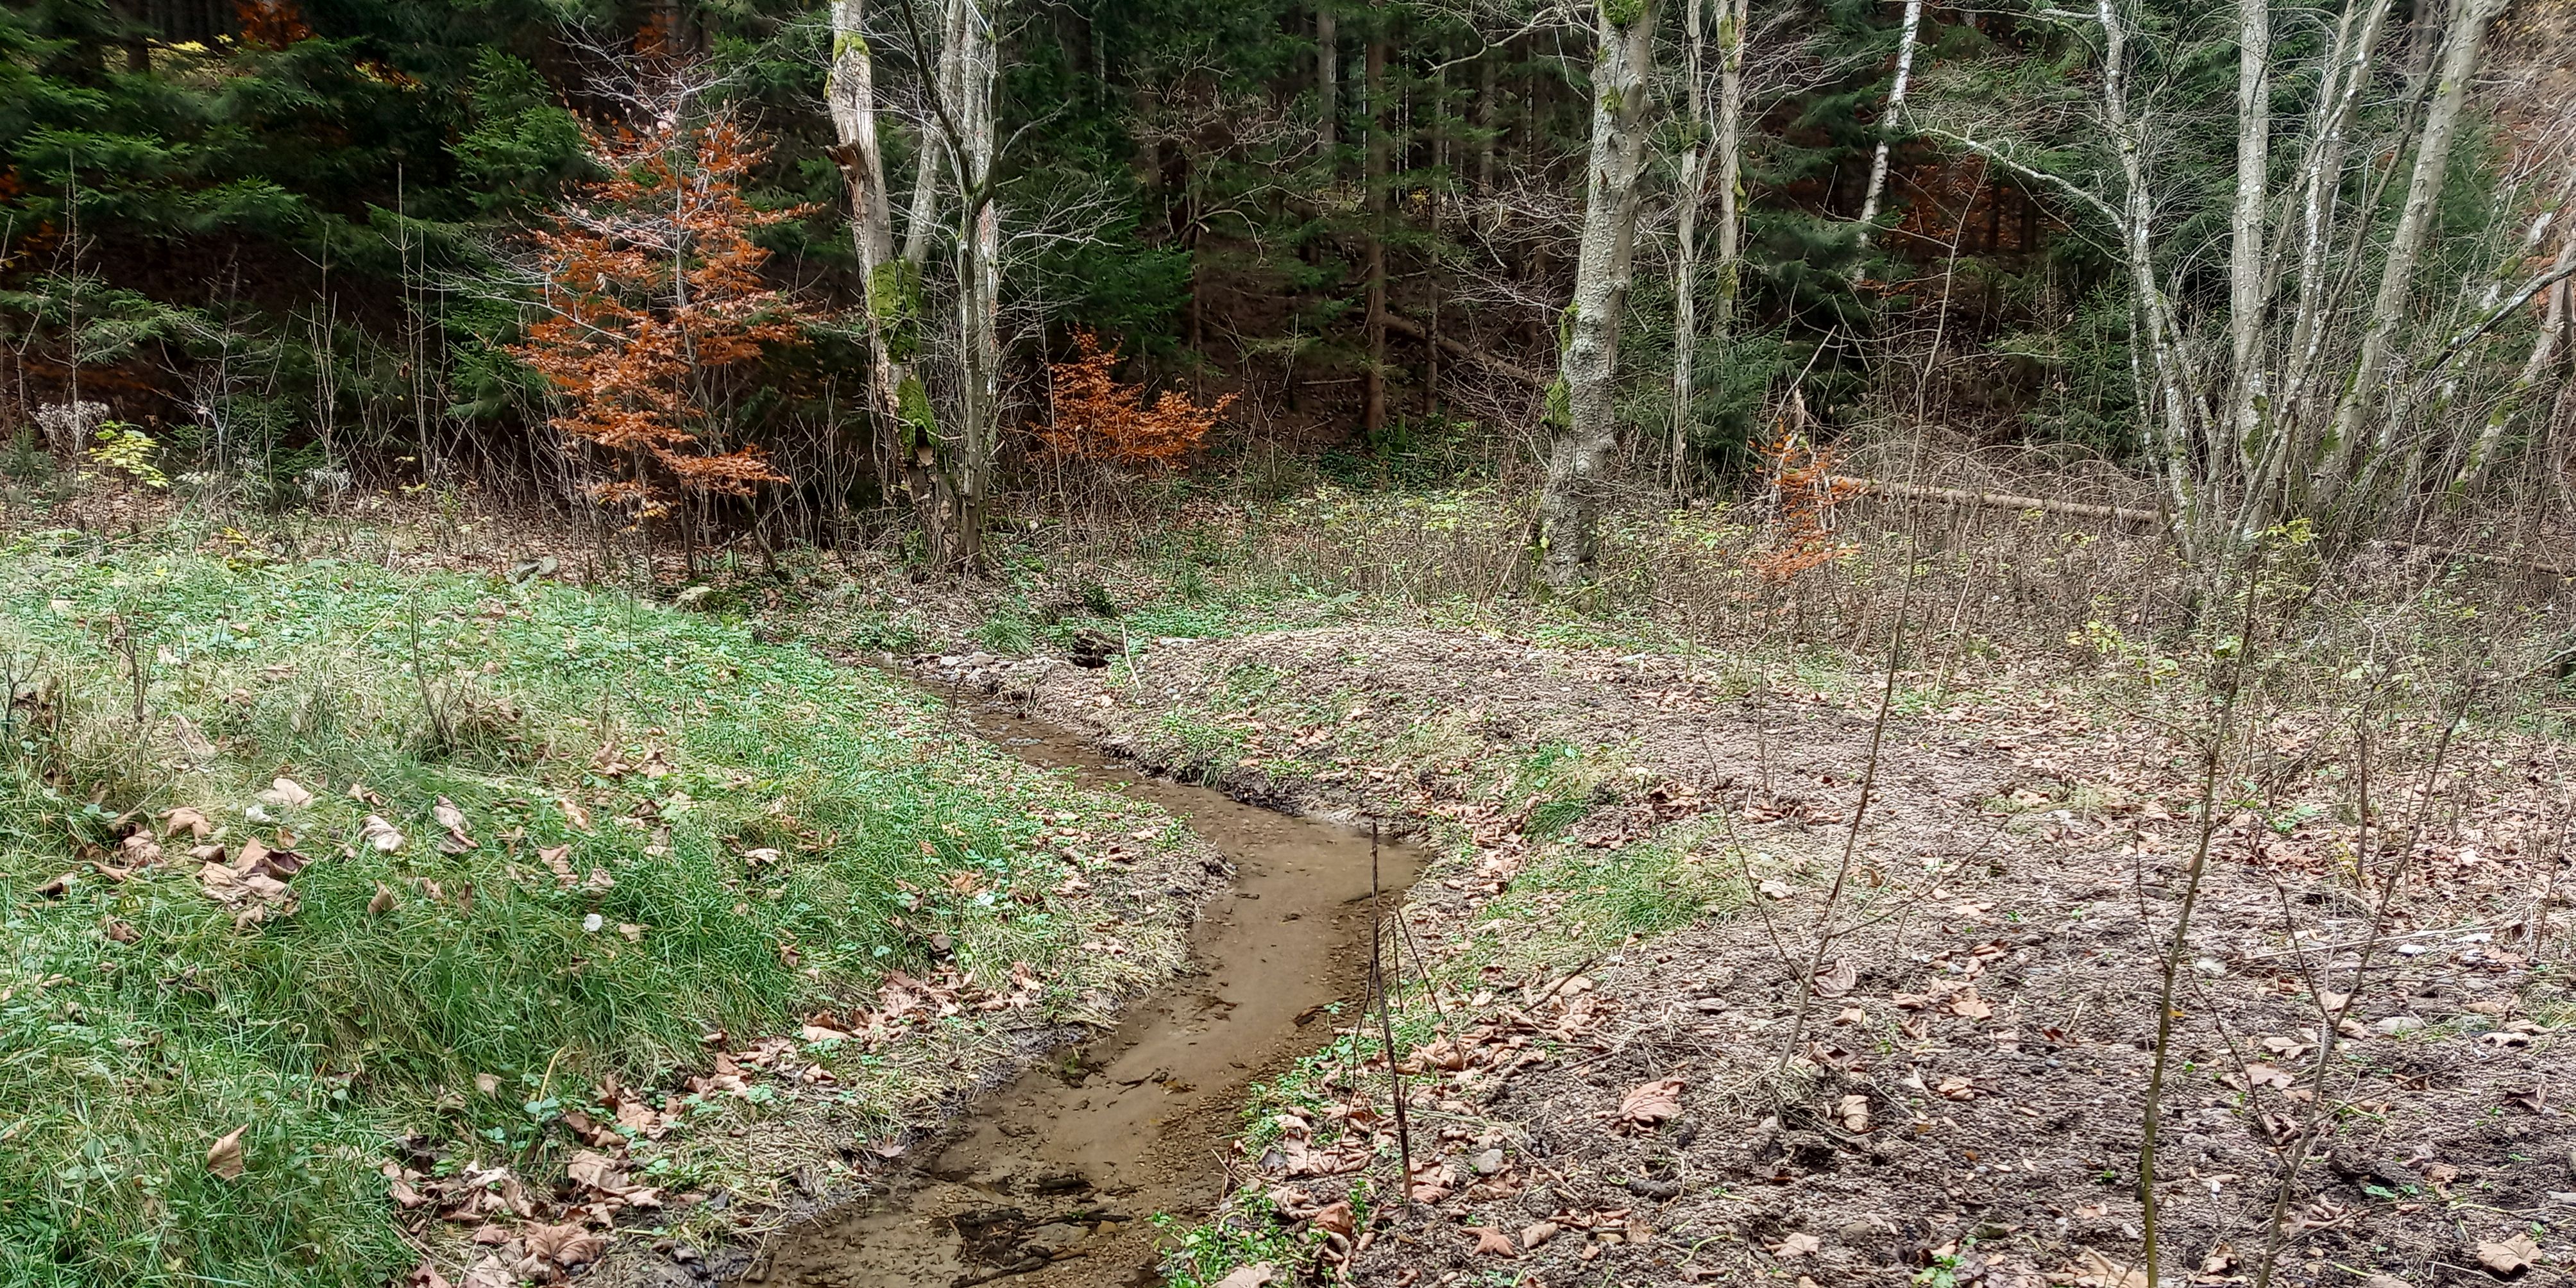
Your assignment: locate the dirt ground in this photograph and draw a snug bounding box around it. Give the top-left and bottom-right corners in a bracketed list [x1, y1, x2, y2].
[924, 627, 2575, 1288]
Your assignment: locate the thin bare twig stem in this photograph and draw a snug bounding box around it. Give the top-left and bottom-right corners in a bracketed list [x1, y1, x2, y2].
[2139, 546, 2268, 1287]
[2251, 684, 2476, 1288]
[1369, 822, 1416, 1203]
[1775, 548, 1917, 1073]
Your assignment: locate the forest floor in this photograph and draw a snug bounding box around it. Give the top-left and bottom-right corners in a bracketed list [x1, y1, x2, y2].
[471, 493, 2575, 1288]
[901, 626, 2575, 1288]
[8, 488, 2572, 1288]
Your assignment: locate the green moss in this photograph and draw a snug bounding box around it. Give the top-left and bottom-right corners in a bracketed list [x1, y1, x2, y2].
[895, 374, 939, 450]
[867, 260, 924, 361]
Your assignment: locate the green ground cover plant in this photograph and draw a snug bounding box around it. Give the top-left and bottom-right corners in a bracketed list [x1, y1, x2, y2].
[0, 531, 1173, 1287]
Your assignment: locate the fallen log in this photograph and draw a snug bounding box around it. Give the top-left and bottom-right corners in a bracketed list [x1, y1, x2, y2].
[1829, 474, 2574, 577]
[1378, 312, 1552, 389]
[1824, 475, 2164, 526]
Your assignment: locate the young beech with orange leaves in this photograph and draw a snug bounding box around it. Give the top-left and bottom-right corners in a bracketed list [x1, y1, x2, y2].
[1035, 330, 1234, 470]
[513, 115, 818, 514]
[1747, 428, 1861, 583]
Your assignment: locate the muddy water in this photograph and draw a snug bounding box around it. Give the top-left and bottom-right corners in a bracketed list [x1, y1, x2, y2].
[741, 706, 1418, 1288]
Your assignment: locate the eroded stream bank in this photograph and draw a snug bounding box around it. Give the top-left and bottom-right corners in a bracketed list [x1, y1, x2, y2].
[738, 704, 1419, 1287]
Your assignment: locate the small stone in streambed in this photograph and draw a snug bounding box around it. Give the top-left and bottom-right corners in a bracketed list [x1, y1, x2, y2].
[1022, 1223, 1087, 1257]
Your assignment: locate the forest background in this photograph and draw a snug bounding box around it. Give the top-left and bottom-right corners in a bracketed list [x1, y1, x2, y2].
[0, 0, 2572, 588]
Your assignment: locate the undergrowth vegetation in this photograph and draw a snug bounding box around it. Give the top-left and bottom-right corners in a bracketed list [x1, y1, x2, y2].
[0, 530, 1173, 1287]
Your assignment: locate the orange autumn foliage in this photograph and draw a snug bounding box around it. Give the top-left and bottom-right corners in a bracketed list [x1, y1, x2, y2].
[513, 115, 817, 511]
[236, 0, 312, 49]
[1035, 330, 1233, 470]
[1747, 427, 1861, 583]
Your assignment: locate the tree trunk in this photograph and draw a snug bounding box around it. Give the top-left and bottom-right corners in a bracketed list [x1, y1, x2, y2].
[1534, 0, 1659, 589]
[949, 0, 1002, 568]
[1475, 46, 1496, 195]
[2225, 0, 2269, 482]
[1856, 0, 1922, 230]
[2314, 0, 2505, 505]
[2453, 201, 2576, 490]
[826, 0, 936, 549]
[1668, 0, 1710, 488]
[1427, 61, 1446, 420]
[1712, 0, 1747, 331]
[2239, 0, 2391, 536]
[1363, 36, 1389, 437]
[1317, 5, 1338, 155]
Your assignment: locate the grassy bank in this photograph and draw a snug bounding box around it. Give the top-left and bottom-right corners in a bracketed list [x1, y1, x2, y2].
[0, 530, 1194, 1287]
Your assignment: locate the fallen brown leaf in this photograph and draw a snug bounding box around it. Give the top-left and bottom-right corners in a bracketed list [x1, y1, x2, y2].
[2076, 1248, 2148, 1288]
[1620, 1077, 1687, 1126]
[1212, 1266, 1276, 1288]
[1470, 1226, 1517, 1257]
[1311, 1200, 1353, 1239]
[2477, 1234, 2539, 1276]
[2246, 1062, 2295, 1090]
[1774, 1232, 1822, 1258]
[1836, 1093, 1870, 1132]
[259, 777, 314, 810]
[207, 1125, 247, 1180]
[521, 1221, 604, 1268]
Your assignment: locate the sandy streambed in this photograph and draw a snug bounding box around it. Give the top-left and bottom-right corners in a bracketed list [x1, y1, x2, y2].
[738, 702, 1419, 1287]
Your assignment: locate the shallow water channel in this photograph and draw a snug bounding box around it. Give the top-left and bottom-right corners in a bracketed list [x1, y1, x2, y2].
[739, 704, 1419, 1287]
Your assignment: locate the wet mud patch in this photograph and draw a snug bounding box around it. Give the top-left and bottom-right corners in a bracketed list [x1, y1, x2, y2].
[737, 706, 1419, 1287]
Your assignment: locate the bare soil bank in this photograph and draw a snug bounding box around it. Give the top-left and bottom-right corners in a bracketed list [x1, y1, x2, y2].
[935, 627, 2573, 1288]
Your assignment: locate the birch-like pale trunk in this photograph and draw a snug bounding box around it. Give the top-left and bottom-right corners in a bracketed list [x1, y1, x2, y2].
[2315, 0, 2506, 504]
[826, 0, 930, 513]
[1712, 0, 1746, 330]
[1317, 6, 1338, 154]
[2237, 0, 2389, 534]
[949, 0, 1001, 568]
[1667, 0, 1709, 488]
[1856, 0, 1922, 230]
[2225, 0, 2269, 475]
[2095, 0, 2201, 543]
[2453, 209, 2576, 490]
[1535, 0, 1660, 589]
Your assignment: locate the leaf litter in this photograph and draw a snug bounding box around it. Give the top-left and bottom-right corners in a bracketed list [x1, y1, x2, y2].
[958, 623, 2576, 1288]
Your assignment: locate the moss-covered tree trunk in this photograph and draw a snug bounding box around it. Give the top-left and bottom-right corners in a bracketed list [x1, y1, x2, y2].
[1535, 0, 1659, 589]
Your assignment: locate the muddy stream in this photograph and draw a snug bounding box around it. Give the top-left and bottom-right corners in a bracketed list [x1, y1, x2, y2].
[738, 704, 1419, 1287]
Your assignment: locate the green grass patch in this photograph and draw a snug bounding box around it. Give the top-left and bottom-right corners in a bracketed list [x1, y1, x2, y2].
[0, 537, 1169, 1287]
[1468, 822, 1749, 963]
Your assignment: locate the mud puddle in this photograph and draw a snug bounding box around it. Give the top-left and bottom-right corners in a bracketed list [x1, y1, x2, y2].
[740, 706, 1418, 1287]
